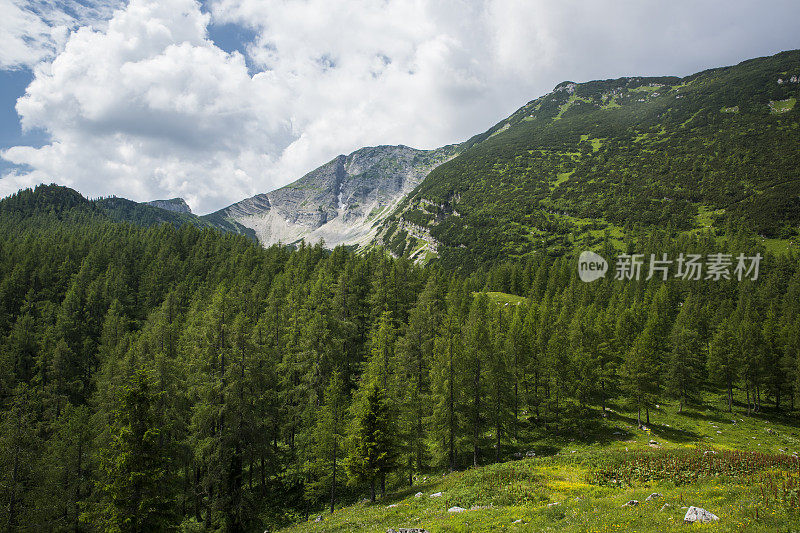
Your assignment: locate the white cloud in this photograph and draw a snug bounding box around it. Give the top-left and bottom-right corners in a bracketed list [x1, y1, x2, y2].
[3, 0, 295, 212]
[0, 0, 122, 69]
[2, 0, 799, 213]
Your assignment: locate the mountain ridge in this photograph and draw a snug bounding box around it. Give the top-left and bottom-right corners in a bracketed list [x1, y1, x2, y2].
[379, 49, 800, 268]
[4, 50, 799, 266]
[212, 143, 461, 248]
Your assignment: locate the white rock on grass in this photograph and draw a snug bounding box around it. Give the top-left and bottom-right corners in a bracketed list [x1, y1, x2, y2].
[414, 492, 424, 498]
[430, 492, 442, 498]
[547, 502, 561, 507]
[448, 506, 466, 513]
[684, 506, 720, 523]
[645, 493, 663, 501]
[622, 500, 639, 507]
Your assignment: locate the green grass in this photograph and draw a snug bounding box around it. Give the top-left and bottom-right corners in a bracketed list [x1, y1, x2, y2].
[281, 393, 800, 532]
[629, 85, 663, 93]
[485, 291, 527, 306]
[551, 171, 574, 190]
[770, 98, 796, 114]
[695, 205, 724, 230]
[489, 123, 512, 138]
[475, 291, 528, 306]
[579, 135, 603, 152]
[761, 238, 797, 255]
[600, 97, 621, 109]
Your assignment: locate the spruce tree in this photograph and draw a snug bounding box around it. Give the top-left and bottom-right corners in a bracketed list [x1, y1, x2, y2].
[93, 370, 177, 532]
[708, 319, 739, 412]
[306, 372, 347, 513]
[346, 380, 398, 502]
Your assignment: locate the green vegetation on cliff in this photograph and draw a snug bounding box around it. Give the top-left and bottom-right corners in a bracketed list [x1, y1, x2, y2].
[383, 50, 800, 268]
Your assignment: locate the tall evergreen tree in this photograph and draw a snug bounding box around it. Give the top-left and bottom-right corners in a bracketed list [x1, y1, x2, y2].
[346, 380, 398, 502]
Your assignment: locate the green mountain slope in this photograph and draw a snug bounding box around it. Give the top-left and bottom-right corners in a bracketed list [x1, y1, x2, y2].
[0, 184, 257, 240]
[380, 50, 800, 268]
[95, 195, 257, 240]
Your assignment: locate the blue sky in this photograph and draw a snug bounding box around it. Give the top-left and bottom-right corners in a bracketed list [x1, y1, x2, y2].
[0, 70, 42, 173]
[1, 0, 799, 213]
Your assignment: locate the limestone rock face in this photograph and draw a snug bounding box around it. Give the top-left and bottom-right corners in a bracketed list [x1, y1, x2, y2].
[147, 198, 192, 214]
[214, 144, 459, 248]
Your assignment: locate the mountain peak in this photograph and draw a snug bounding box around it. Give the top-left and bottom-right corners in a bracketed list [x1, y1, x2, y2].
[214, 144, 461, 248]
[553, 80, 577, 93]
[146, 198, 192, 214]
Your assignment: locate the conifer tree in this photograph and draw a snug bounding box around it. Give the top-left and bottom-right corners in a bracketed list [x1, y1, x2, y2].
[708, 318, 739, 412]
[94, 370, 177, 532]
[429, 279, 467, 471]
[487, 306, 513, 461]
[464, 293, 491, 467]
[306, 372, 346, 513]
[666, 296, 704, 412]
[346, 380, 398, 502]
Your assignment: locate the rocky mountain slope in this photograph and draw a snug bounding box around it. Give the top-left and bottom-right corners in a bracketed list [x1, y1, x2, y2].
[146, 198, 192, 214]
[379, 49, 800, 268]
[212, 144, 460, 247]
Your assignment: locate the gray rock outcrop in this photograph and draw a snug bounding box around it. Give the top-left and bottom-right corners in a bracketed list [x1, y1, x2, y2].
[683, 506, 719, 523]
[214, 144, 459, 248]
[147, 198, 192, 214]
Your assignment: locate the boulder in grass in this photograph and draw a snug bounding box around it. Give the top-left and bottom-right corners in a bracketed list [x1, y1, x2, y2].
[414, 492, 424, 498]
[430, 492, 442, 498]
[448, 506, 466, 513]
[622, 500, 639, 507]
[684, 506, 719, 523]
[645, 493, 663, 501]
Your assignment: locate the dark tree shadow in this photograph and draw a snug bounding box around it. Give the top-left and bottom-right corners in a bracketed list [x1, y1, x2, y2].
[605, 411, 700, 443]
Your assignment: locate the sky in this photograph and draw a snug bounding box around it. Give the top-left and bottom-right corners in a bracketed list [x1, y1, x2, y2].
[1, 0, 799, 214]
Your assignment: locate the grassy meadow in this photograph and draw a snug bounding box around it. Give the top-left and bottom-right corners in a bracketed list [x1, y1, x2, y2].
[282, 393, 800, 532]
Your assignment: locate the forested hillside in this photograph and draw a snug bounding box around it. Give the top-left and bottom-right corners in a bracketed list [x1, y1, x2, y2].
[1, 185, 799, 531]
[381, 50, 800, 268]
[95, 196, 257, 241]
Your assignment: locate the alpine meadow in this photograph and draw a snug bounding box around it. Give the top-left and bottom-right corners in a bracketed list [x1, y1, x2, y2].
[1, 48, 800, 533]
